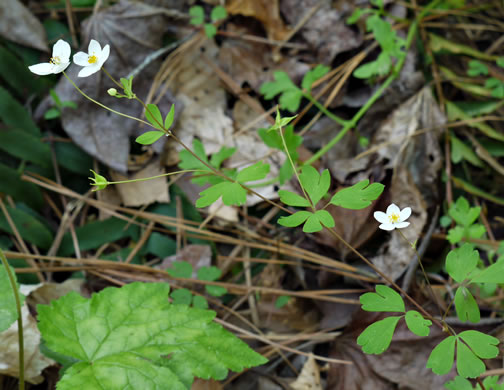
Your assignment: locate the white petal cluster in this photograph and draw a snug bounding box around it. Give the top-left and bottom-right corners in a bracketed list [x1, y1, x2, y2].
[73, 39, 110, 78]
[29, 39, 110, 78]
[28, 39, 71, 75]
[374, 204, 411, 231]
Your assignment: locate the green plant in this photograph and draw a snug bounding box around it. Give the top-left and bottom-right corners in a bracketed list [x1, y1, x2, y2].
[446, 375, 504, 390]
[44, 89, 77, 120]
[441, 196, 486, 245]
[189, 5, 227, 38]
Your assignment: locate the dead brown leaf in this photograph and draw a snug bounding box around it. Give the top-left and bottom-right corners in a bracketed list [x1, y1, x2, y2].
[0, 0, 48, 52]
[289, 354, 323, 390]
[159, 244, 212, 279]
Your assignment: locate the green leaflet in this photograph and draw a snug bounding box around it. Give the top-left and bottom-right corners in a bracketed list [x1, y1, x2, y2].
[0, 264, 25, 332]
[299, 165, 330, 206]
[277, 210, 334, 233]
[454, 287, 480, 323]
[330, 179, 384, 210]
[427, 336, 456, 376]
[38, 282, 267, 390]
[357, 316, 401, 354]
[135, 131, 164, 145]
[260, 71, 302, 113]
[445, 243, 479, 283]
[404, 310, 431, 337]
[360, 285, 405, 312]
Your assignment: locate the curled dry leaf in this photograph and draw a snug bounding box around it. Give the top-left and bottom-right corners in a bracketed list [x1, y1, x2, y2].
[54, 1, 177, 172]
[290, 354, 323, 390]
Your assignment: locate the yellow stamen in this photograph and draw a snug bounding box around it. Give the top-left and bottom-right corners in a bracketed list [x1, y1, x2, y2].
[88, 55, 98, 64]
[389, 213, 400, 223]
[50, 56, 61, 65]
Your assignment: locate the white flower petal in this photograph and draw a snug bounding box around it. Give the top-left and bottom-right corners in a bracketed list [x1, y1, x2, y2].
[379, 223, 396, 231]
[53, 61, 71, 73]
[394, 221, 410, 229]
[399, 207, 411, 222]
[53, 39, 71, 62]
[374, 211, 389, 224]
[98, 44, 110, 67]
[78, 64, 101, 78]
[28, 63, 54, 75]
[386, 203, 400, 216]
[73, 52, 90, 66]
[88, 39, 101, 55]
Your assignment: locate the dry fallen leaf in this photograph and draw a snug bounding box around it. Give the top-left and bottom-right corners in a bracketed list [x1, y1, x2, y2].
[191, 378, 223, 390]
[0, 0, 48, 52]
[54, 1, 177, 172]
[109, 159, 170, 206]
[159, 244, 212, 279]
[289, 354, 323, 390]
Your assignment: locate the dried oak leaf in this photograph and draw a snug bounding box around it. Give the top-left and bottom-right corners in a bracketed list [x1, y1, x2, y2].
[55, 0, 177, 172]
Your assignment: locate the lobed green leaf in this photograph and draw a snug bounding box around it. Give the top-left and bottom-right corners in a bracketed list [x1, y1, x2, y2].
[0, 264, 25, 332]
[404, 310, 431, 337]
[330, 180, 384, 210]
[357, 316, 401, 354]
[360, 285, 405, 313]
[445, 243, 479, 283]
[299, 165, 330, 206]
[278, 190, 310, 207]
[454, 287, 480, 323]
[427, 336, 456, 376]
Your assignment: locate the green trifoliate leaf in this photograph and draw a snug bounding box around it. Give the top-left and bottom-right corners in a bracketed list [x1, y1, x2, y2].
[449, 197, 480, 227]
[178, 139, 222, 185]
[301, 64, 330, 93]
[0, 264, 25, 332]
[357, 316, 401, 354]
[404, 310, 432, 337]
[135, 131, 165, 145]
[299, 165, 330, 206]
[210, 5, 227, 21]
[278, 211, 312, 228]
[456, 340, 486, 378]
[145, 104, 164, 131]
[258, 125, 303, 159]
[330, 179, 384, 210]
[302, 210, 335, 233]
[360, 285, 405, 313]
[260, 71, 302, 113]
[204, 24, 217, 38]
[269, 108, 297, 131]
[236, 161, 270, 182]
[164, 104, 175, 129]
[486, 78, 504, 98]
[171, 288, 193, 305]
[89, 169, 108, 191]
[470, 260, 504, 284]
[427, 336, 456, 376]
[445, 243, 479, 283]
[454, 287, 480, 323]
[278, 190, 310, 207]
[459, 330, 500, 360]
[189, 5, 205, 25]
[38, 282, 266, 389]
[166, 261, 193, 279]
[198, 266, 227, 297]
[467, 60, 489, 77]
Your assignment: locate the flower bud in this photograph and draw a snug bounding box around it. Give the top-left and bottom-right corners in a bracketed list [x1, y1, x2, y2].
[107, 88, 117, 96]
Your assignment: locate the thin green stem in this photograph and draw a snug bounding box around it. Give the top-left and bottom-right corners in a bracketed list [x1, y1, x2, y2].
[397, 229, 443, 317]
[101, 67, 123, 89]
[278, 123, 314, 210]
[303, 0, 442, 167]
[62, 72, 153, 128]
[303, 93, 348, 127]
[106, 169, 208, 185]
[0, 249, 24, 390]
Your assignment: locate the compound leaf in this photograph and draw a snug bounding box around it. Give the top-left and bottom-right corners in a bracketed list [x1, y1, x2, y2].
[467, 60, 489, 77]
[189, 6, 205, 25]
[427, 336, 456, 376]
[449, 197, 480, 227]
[278, 190, 310, 207]
[260, 72, 302, 112]
[171, 288, 193, 305]
[302, 210, 334, 233]
[404, 310, 432, 337]
[38, 282, 266, 389]
[210, 146, 236, 169]
[444, 376, 473, 390]
[236, 161, 270, 183]
[210, 5, 227, 21]
[360, 285, 405, 312]
[198, 266, 227, 297]
[454, 287, 480, 323]
[299, 165, 330, 206]
[0, 264, 25, 332]
[330, 180, 384, 210]
[445, 243, 479, 283]
[357, 316, 401, 354]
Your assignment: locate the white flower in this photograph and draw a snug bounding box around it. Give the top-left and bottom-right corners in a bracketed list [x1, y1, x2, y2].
[374, 204, 411, 231]
[28, 39, 71, 75]
[73, 39, 110, 78]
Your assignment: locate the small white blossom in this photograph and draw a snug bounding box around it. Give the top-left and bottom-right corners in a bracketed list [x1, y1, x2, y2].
[28, 39, 71, 75]
[73, 39, 110, 78]
[374, 204, 411, 231]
